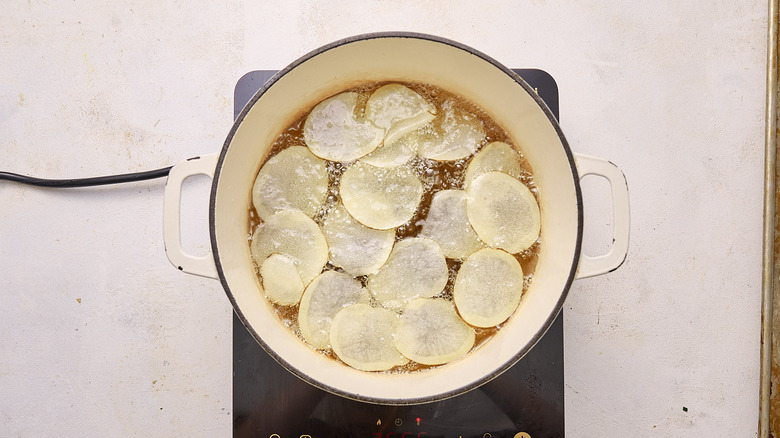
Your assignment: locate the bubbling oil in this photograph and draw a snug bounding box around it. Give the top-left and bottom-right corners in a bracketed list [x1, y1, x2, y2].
[248, 81, 540, 373]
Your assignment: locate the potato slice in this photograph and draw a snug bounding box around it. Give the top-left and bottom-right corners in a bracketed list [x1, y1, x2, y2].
[252, 146, 328, 220]
[329, 303, 408, 371]
[466, 171, 541, 254]
[418, 99, 485, 161]
[419, 189, 484, 259]
[250, 209, 328, 286]
[366, 237, 448, 311]
[453, 248, 525, 328]
[260, 253, 305, 306]
[395, 298, 475, 366]
[321, 203, 395, 276]
[340, 161, 423, 230]
[298, 271, 370, 350]
[303, 92, 384, 162]
[361, 129, 420, 168]
[365, 84, 436, 146]
[464, 141, 526, 189]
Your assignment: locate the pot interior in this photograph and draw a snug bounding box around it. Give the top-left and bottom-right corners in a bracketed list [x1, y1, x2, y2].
[211, 34, 581, 404]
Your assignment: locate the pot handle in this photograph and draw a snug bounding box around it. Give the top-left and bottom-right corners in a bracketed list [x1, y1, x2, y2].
[163, 154, 219, 279]
[573, 153, 630, 279]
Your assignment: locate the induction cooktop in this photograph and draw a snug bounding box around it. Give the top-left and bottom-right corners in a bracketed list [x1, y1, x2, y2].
[232, 69, 564, 438]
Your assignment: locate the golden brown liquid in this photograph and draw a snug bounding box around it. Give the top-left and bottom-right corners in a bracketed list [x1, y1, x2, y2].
[248, 81, 541, 373]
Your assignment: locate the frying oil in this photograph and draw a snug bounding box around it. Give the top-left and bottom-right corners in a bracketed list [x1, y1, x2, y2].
[248, 81, 540, 373]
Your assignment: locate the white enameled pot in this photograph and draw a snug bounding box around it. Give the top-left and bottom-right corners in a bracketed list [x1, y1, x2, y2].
[162, 33, 630, 405]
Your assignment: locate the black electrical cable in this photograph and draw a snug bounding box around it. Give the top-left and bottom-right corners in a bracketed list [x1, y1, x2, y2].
[0, 166, 173, 188]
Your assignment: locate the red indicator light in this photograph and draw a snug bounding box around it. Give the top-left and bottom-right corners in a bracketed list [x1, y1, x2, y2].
[416, 417, 421, 426]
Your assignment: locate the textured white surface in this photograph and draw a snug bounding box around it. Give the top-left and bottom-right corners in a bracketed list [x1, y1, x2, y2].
[0, 1, 767, 437]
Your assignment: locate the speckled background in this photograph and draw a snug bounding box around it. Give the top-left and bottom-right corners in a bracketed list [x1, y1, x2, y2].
[0, 1, 768, 436]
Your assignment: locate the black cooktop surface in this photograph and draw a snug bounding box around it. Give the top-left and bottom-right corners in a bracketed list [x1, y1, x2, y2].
[233, 69, 563, 438]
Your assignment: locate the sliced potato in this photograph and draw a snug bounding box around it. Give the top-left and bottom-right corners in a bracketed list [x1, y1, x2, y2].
[361, 129, 420, 168]
[329, 303, 408, 372]
[466, 171, 541, 254]
[303, 92, 384, 162]
[260, 253, 305, 306]
[340, 161, 423, 230]
[419, 189, 483, 259]
[464, 141, 526, 189]
[395, 298, 475, 365]
[298, 271, 370, 350]
[453, 248, 525, 328]
[365, 84, 436, 146]
[418, 99, 485, 161]
[366, 237, 448, 311]
[321, 203, 395, 276]
[251, 146, 328, 220]
[250, 209, 328, 285]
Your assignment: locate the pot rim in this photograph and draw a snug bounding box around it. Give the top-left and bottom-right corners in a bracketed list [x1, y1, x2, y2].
[209, 31, 584, 405]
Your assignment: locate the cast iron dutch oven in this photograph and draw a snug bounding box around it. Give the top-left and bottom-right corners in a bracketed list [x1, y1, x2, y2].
[162, 32, 630, 405]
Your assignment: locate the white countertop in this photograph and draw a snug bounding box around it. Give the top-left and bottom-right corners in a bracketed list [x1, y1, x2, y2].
[0, 1, 768, 436]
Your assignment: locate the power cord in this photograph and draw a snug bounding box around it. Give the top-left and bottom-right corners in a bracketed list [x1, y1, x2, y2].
[0, 166, 172, 188]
